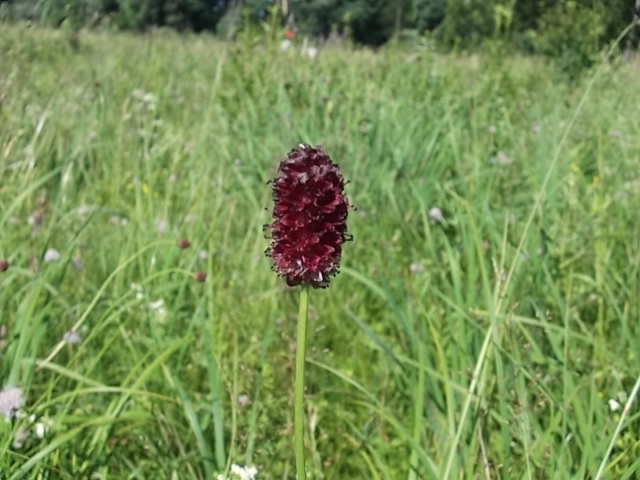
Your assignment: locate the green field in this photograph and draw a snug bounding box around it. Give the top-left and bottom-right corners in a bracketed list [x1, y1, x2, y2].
[1, 24, 640, 479]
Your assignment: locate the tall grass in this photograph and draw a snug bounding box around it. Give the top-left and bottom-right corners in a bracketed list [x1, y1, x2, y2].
[1, 23, 640, 479]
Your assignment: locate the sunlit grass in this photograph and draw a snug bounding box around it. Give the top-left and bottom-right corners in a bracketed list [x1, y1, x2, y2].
[1, 23, 640, 479]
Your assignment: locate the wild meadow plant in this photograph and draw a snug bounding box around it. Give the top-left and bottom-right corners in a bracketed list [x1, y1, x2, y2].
[264, 144, 352, 479]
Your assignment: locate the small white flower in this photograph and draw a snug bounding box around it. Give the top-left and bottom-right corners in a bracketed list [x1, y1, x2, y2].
[155, 219, 168, 234]
[608, 398, 621, 412]
[142, 93, 156, 104]
[131, 283, 144, 300]
[305, 46, 318, 59]
[149, 299, 165, 310]
[198, 250, 209, 262]
[428, 207, 444, 223]
[34, 422, 46, 439]
[409, 263, 424, 273]
[33, 417, 52, 439]
[27, 211, 45, 226]
[149, 300, 167, 321]
[77, 204, 91, 217]
[280, 39, 292, 51]
[0, 386, 24, 420]
[63, 331, 82, 345]
[489, 151, 510, 165]
[43, 248, 61, 263]
[230, 464, 258, 480]
[12, 426, 29, 449]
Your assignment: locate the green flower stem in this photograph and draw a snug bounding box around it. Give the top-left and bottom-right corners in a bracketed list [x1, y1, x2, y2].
[294, 285, 310, 479]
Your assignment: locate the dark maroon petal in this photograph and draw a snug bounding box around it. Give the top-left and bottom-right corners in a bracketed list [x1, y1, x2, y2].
[265, 144, 352, 289]
[280, 212, 307, 228]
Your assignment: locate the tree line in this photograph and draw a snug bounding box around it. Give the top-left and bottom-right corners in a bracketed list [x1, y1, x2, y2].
[1, 0, 638, 58]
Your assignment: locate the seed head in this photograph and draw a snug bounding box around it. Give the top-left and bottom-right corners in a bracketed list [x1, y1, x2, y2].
[265, 144, 352, 289]
[0, 260, 9, 272]
[179, 239, 191, 249]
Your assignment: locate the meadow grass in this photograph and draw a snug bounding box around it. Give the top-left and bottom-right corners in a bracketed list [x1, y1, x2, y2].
[1, 23, 640, 479]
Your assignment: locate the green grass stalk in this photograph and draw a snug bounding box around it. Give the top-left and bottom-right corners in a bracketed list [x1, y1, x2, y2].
[295, 285, 310, 479]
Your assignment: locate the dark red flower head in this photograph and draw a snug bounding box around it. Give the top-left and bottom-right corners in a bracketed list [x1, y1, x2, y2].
[265, 144, 352, 289]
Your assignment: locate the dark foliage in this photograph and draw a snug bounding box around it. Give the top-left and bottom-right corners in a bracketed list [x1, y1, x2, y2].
[0, 0, 637, 57]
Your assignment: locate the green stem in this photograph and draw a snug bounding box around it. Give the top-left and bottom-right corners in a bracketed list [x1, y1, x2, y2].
[294, 285, 310, 479]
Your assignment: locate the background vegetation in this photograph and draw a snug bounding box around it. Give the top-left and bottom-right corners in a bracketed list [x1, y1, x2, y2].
[1, 7, 640, 480]
[1, 0, 639, 53]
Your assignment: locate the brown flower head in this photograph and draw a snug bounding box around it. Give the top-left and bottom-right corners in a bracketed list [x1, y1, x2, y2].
[265, 144, 352, 289]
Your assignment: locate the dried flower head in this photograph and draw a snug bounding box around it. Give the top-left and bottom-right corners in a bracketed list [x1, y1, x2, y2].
[0, 260, 9, 272]
[265, 144, 351, 289]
